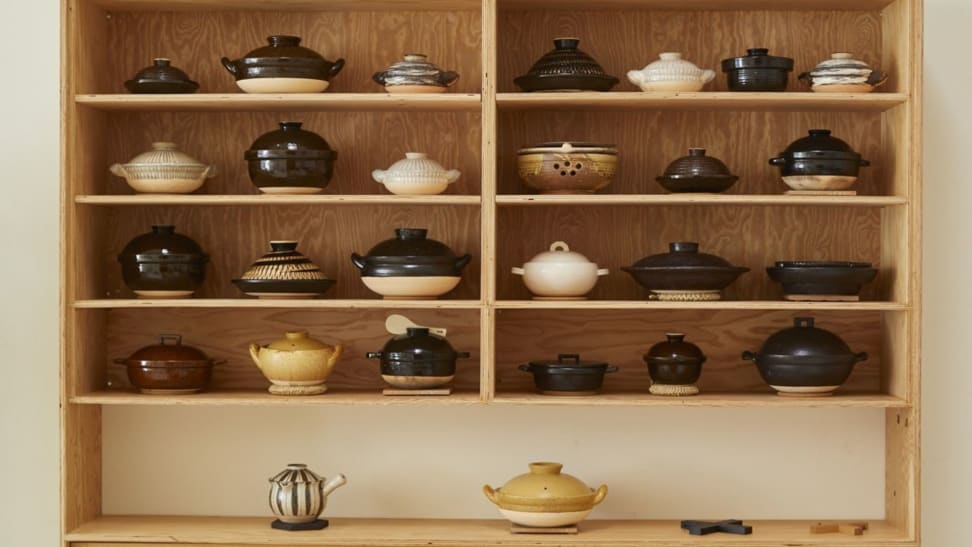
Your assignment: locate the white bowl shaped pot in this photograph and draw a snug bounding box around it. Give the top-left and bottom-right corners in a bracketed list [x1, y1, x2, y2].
[512, 241, 608, 298]
[627, 52, 715, 92]
[372, 152, 461, 195]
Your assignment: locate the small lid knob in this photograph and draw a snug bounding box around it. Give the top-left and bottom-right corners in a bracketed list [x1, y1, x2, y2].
[279, 121, 303, 131]
[151, 142, 178, 150]
[286, 463, 307, 469]
[670, 242, 699, 253]
[659, 52, 682, 60]
[553, 37, 580, 50]
[153, 58, 171, 66]
[269, 240, 299, 252]
[406, 327, 430, 336]
[268, 35, 301, 47]
[403, 53, 427, 62]
[808, 129, 832, 137]
[794, 317, 815, 328]
[747, 48, 769, 56]
[284, 331, 308, 340]
[529, 462, 563, 474]
[396, 228, 428, 240]
[665, 333, 686, 343]
[688, 148, 706, 157]
[404, 152, 427, 160]
[151, 225, 176, 234]
[831, 52, 854, 60]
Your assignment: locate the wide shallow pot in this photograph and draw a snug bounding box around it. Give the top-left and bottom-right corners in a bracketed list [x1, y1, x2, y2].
[512, 241, 608, 299]
[622, 242, 749, 301]
[766, 261, 878, 298]
[721, 48, 794, 92]
[627, 52, 715, 92]
[799, 53, 887, 93]
[366, 327, 470, 389]
[269, 463, 347, 524]
[519, 354, 618, 396]
[351, 228, 471, 299]
[372, 152, 460, 195]
[221, 35, 344, 93]
[114, 334, 222, 394]
[249, 331, 343, 395]
[517, 142, 618, 194]
[742, 317, 868, 396]
[111, 142, 215, 194]
[643, 333, 706, 396]
[514, 38, 619, 92]
[233, 241, 334, 299]
[483, 462, 608, 527]
[373, 54, 459, 93]
[118, 225, 208, 298]
[656, 148, 738, 193]
[769, 129, 869, 191]
[245, 122, 337, 194]
[124, 58, 199, 93]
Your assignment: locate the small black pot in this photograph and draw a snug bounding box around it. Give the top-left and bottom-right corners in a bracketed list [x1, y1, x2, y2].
[367, 327, 470, 389]
[519, 354, 618, 395]
[244, 122, 337, 193]
[351, 228, 471, 277]
[118, 225, 208, 297]
[656, 148, 738, 193]
[766, 261, 878, 297]
[721, 48, 794, 92]
[643, 333, 707, 386]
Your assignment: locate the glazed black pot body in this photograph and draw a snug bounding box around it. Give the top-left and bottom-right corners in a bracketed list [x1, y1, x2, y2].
[721, 48, 794, 92]
[352, 228, 472, 277]
[118, 225, 207, 292]
[623, 242, 749, 291]
[125, 58, 199, 93]
[766, 261, 878, 296]
[643, 333, 707, 384]
[221, 35, 345, 82]
[245, 122, 336, 191]
[366, 328, 470, 377]
[656, 148, 738, 193]
[514, 38, 619, 92]
[769, 129, 869, 177]
[519, 354, 618, 393]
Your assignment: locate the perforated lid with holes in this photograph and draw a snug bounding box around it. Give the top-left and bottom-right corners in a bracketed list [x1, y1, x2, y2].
[518, 141, 617, 155]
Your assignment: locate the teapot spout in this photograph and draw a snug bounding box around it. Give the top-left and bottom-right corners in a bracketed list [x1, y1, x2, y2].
[321, 473, 347, 497]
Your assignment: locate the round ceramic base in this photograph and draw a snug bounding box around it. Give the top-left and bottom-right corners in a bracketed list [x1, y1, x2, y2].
[381, 182, 449, 195]
[128, 178, 206, 194]
[633, 80, 705, 92]
[138, 387, 203, 395]
[236, 78, 329, 94]
[782, 175, 858, 191]
[134, 290, 194, 299]
[772, 385, 839, 397]
[649, 289, 721, 302]
[257, 186, 324, 195]
[498, 508, 592, 528]
[812, 83, 874, 93]
[384, 85, 447, 94]
[268, 384, 328, 396]
[532, 296, 587, 301]
[362, 276, 461, 299]
[649, 383, 699, 396]
[246, 292, 318, 299]
[382, 375, 454, 389]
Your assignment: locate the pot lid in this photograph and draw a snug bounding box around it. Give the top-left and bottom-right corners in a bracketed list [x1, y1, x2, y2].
[518, 142, 617, 155]
[527, 353, 609, 368]
[523, 241, 598, 266]
[269, 463, 323, 484]
[239, 241, 328, 281]
[375, 153, 456, 178]
[121, 142, 207, 167]
[808, 52, 875, 77]
[773, 260, 873, 269]
[264, 331, 332, 352]
[495, 462, 597, 500]
[362, 228, 462, 262]
[128, 58, 198, 86]
[378, 327, 463, 361]
[241, 35, 326, 61]
[721, 48, 794, 71]
[516, 37, 619, 83]
[118, 225, 208, 261]
[777, 129, 862, 159]
[632, 52, 709, 80]
[123, 334, 210, 363]
[374, 53, 459, 87]
[659, 148, 735, 178]
[644, 333, 706, 364]
[629, 242, 737, 269]
[757, 317, 855, 358]
[244, 122, 336, 160]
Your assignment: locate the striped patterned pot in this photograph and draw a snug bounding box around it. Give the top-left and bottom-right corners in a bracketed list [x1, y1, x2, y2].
[268, 463, 347, 524]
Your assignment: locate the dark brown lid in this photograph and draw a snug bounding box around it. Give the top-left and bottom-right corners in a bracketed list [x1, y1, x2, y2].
[630, 242, 735, 269]
[721, 48, 794, 71]
[757, 317, 854, 358]
[660, 148, 735, 178]
[527, 353, 610, 368]
[118, 225, 208, 262]
[379, 327, 466, 362]
[129, 58, 197, 85]
[644, 333, 707, 365]
[244, 122, 336, 160]
[778, 129, 862, 160]
[123, 334, 210, 364]
[242, 35, 325, 61]
[364, 228, 459, 259]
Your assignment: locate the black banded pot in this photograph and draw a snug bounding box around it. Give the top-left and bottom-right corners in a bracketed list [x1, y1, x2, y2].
[245, 122, 337, 194]
[222, 35, 345, 94]
[117, 225, 208, 298]
[233, 240, 334, 299]
[643, 333, 706, 396]
[766, 261, 878, 300]
[268, 463, 347, 526]
[367, 327, 470, 389]
[769, 129, 869, 191]
[721, 48, 793, 92]
[519, 354, 618, 396]
[622, 242, 749, 301]
[351, 228, 472, 299]
[742, 317, 868, 397]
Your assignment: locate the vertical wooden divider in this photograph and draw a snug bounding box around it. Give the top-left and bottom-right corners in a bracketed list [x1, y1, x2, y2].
[480, 0, 498, 402]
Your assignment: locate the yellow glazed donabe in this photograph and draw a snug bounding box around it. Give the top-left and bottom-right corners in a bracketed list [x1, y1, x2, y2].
[483, 462, 607, 513]
[249, 331, 343, 395]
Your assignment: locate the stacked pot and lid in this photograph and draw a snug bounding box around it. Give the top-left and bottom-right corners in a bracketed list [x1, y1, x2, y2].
[367, 327, 470, 389]
[245, 122, 337, 194]
[351, 228, 471, 299]
[117, 225, 208, 298]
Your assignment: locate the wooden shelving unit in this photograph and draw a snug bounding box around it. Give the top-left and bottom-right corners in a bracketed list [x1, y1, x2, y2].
[61, 0, 922, 544]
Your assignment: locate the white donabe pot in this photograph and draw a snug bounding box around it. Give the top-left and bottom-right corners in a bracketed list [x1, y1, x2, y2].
[372, 152, 461, 195]
[512, 241, 608, 298]
[110, 142, 216, 194]
[627, 52, 715, 92]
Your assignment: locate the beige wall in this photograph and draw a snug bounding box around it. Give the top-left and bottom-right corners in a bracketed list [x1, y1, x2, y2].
[0, 0, 967, 544]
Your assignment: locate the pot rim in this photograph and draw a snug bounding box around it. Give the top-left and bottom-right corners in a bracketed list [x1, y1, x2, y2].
[244, 149, 337, 160]
[622, 265, 750, 273]
[118, 253, 209, 262]
[746, 353, 866, 365]
[116, 358, 220, 368]
[772, 261, 873, 269]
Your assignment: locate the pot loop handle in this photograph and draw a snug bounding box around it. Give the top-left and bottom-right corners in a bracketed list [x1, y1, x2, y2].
[557, 353, 580, 365]
[159, 334, 182, 346]
[549, 241, 570, 252]
[592, 484, 609, 506]
[794, 317, 815, 328]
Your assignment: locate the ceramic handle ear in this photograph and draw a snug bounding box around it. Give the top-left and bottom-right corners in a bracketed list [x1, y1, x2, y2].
[483, 485, 499, 505]
[109, 164, 127, 178]
[372, 169, 386, 183]
[741, 351, 758, 361]
[220, 57, 238, 76]
[366, 352, 383, 360]
[511, 267, 525, 275]
[439, 71, 459, 87]
[700, 69, 716, 83]
[445, 170, 461, 183]
[372, 71, 387, 86]
[798, 72, 812, 85]
[859, 159, 871, 167]
[455, 254, 472, 270]
[604, 366, 619, 373]
[248, 344, 262, 367]
[626, 70, 644, 85]
[455, 352, 471, 359]
[597, 268, 609, 276]
[518, 364, 531, 372]
[202, 165, 218, 179]
[350, 253, 367, 270]
[769, 157, 786, 166]
[592, 484, 608, 505]
[854, 351, 869, 362]
[328, 58, 346, 79]
[867, 71, 888, 87]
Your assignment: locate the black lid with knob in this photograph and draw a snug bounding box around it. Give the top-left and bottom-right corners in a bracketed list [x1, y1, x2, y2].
[124, 58, 200, 93]
[721, 48, 794, 71]
[244, 122, 336, 160]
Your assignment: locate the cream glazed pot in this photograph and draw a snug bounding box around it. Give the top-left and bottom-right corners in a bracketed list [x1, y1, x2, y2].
[627, 52, 715, 92]
[110, 142, 216, 194]
[268, 463, 347, 524]
[512, 241, 608, 299]
[372, 152, 461, 195]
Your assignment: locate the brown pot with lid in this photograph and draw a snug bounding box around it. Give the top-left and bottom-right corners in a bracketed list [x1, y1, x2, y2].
[114, 334, 223, 394]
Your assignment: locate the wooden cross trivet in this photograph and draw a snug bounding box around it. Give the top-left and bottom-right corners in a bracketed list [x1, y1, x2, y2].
[382, 387, 452, 396]
[785, 190, 857, 196]
[810, 521, 869, 535]
[681, 519, 753, 535]
[510, 524, 578, 534]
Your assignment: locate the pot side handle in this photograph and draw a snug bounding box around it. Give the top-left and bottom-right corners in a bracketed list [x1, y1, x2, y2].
[626, 70, 644, 86]
[597, 268, 609, 276]
[202, 165, 218, 179]
[350, 253, 367, 270]
[439, 71, 460, 87]
[592, 484, 608, 506]
[483, 485, 499, 505]
[741, 350, 758, 361]
[372, 71, 387, 86]
[445, 169, 461, 184]
[768, 157, 786, 166]
[859, 158, 871, 167]
[700, 69, 716, 84]
[455, 254, 472, 270]
[798, 71, 813, 85]
[366, 352, 383, 360]
[604, 366, 619, 373]
[854, 351, 869, 363]
[867, 70, 889, 87]
[248, 344, 262, 367]
[220, 57, 238, 76]
[518, 364, 531, 372]
[511, 267, 525, 276]
[328, 58, 346, 79]
[109, 164, 127, 178]
[372, 169, 386, 183]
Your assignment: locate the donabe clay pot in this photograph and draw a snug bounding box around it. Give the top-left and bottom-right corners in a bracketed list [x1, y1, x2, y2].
[373, 54, 459, 93]
[483, 462, 608, 527]
[514, 38, 619, 92]
[124, 58, 199, 94]
[114, 334, 222, 394]
[249, 331, 343, 395]
[245, 122, 337, 194]
[222, 35, 344, 94]
[721, 48, 794, 92]
[517, 142, 618, 194]
[117, 225, 208, 298]
[512, 241, 609, 299]
[366, 327, 470, 389]
[519, 354, 618, 395]
[627, 52, 715, 92]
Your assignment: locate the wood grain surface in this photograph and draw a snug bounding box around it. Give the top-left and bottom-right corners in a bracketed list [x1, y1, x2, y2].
[103, 308, 482, 391]
[99, 10, 482, 94]
[495, 309, 883, 394]
[496, 205, 883, 301]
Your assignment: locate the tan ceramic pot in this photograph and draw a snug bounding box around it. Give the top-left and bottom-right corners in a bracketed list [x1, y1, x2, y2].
[249, 331, 343, 395]
[517, 142, 618, 194]
[483, 462, 607, 527]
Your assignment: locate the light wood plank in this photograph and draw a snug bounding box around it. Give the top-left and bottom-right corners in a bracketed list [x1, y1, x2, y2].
[71, 390, 483, 406]
[76, 195, 482, 206]
[496, 194, 907, 207]
[66, 516, 913, 545]
[91, 0, 481, 11]
[494, 392, 909, 408]
[73, 299, 483, 309]
[495, 300, 909, 311]
[499, 0, 895, 10]
[497, 92, 908, 112]
[76, 93, 482, 112]
[479, 0, 498, 402]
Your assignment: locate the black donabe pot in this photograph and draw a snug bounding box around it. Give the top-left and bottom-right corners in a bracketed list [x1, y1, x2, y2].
[769, 129, 869, 178]
[367, 327, 470, 389]
[643, 333, 707, 396]
[117, 225, 208, 297]
[244, 122, 337, 193]
[766, 261, 878, 297]
[655, 148, 739, 193]
[622, 242, 749, 299]
[519, 354, 618, 396]
[124, 58, 199, 94]
[221, 35, 344, 84]
[514, 38, 619, 92]
[721, 48, 794, 92]
[742, 317, 868, 397]
[351, 228, 471, 277]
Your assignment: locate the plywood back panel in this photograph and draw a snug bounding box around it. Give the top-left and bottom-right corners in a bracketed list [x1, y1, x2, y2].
[495, 309, 882, 393]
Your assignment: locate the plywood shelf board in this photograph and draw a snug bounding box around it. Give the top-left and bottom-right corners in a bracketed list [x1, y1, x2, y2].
[75, 195, 483, 205]
[71, 390, 485, 406]
[498, 0, 895, 10]
[91, 0, 482, 11]
[495, 195, 908, 206]
[76, 93, 483, 112]
[496, 92, 909, 112]
[492, 392, 909, 408]
[73, 299, 484, 309]
[493, 300, 909, 310]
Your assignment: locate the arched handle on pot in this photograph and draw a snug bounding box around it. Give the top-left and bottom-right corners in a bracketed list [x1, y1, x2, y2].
[769, 157, 786, 166]
[604, 366, 619, 373]
[597, 268, 609, 276]
[592, 484, 608, 505]
[328, 58, 346, 79]
[557, 353, 580, 365]
[483, 485, 499, 505]
[859, 158, 871, 167]
[202, 165, 218, 179]
[109, 164, 127, 178]
[445, 170, 461, 183]
[511, 267, 525, 276]
[350, 253, 367, 270]
[700, 69, 716, 84]
[439, 71, 459, 87]
[248, 344, 262, 367]
[741, 350, 758, 361]
[454, 254, 472, 270]
[372, 169, 386, 183]
[854, 351, 869, 363]
[867, 70, 888, 87]
[366, 352, 383, 360]
[372, 71, 388, 86]
[220, 57, 238, 76]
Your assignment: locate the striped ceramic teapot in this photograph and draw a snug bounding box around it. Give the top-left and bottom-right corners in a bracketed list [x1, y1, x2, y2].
[268, 463, 347, 523]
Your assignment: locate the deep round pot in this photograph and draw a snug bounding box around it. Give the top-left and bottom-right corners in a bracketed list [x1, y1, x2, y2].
[769, 129, 869, 190]
[519, 354, 617, 395]
[516, 142, 618, 194]
[114, 334, 221, 394]
[352, 228, 471, 299]
[117, 225, 208, 298]
[721, 48, 794, 92]
[367, 327, 470, 388]
[221, 35, 345, 93]
[643, 334, 706, 384]
[245, 122, 336, 194]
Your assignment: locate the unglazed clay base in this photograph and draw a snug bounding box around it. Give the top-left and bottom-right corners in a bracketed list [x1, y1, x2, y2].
[499, 509, 592, 528]
[236, 77, 329, 94]
[532, 296, 587, 301]
[257, 186, 324, 195]
[812, 83, 874, 93]
[385, 85, 447, 94]
[129, 178, 205, 194]
[772, 385, 839, 397]
[634, 80, 705, 92]
[361, 276, 461, 298]
[649, 383, 699, 396]
[782, 175, 858, 191]
[268, 383, 328, 396]
[381, 182, 449, 195]
[541, 390, 598, 396]
[650, 289, 721, 301]
[139, 388, 202, 395]
[382, 374, 454, 389]
[134, 290, 194, 298]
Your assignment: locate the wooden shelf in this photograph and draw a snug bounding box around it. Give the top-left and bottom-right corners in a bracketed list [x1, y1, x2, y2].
[66, 515, 913, 546]
[75, 194, 482, 206]
[492, 392, 909, 408]
[496, 194, 908, 207]
[73, 299, 484, 309]
[75, 93, 482, 112]
[71, 390, 484, 406]
[495, 300, 909, 311]
[496, 92, 908, 112]
[498, 0, 896, 9]
[91, 0, 481, 10]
